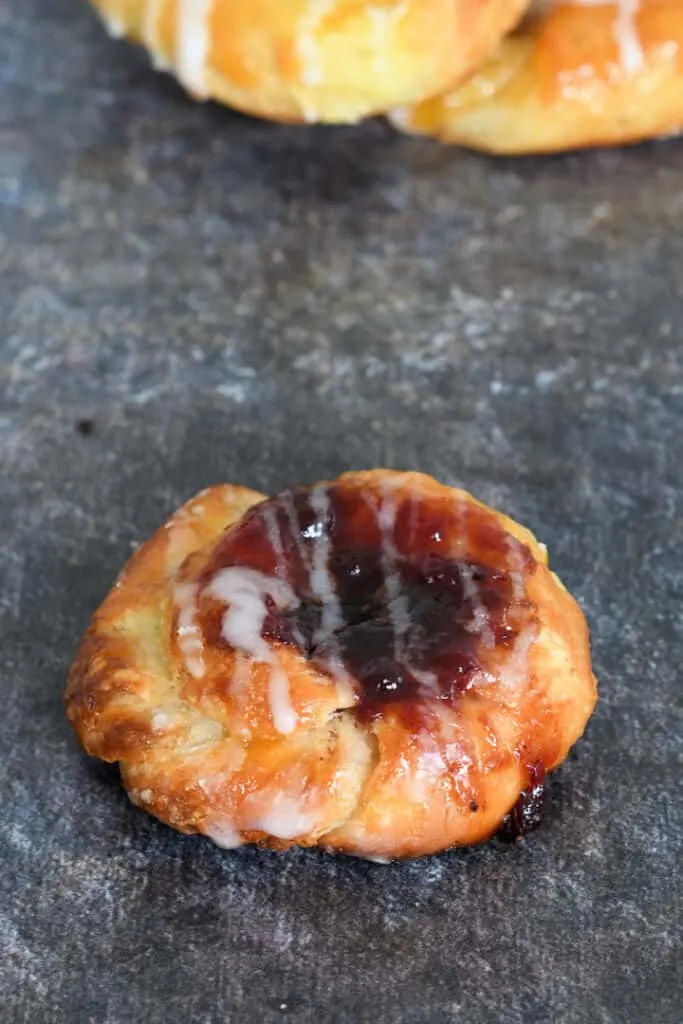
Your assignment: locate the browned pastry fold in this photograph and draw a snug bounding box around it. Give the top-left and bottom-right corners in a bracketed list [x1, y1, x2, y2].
[66, 471, 597, 859]
[391, 0, 683, 153]
[90, 0, 529, 123]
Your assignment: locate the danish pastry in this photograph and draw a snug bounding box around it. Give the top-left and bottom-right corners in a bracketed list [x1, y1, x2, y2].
[66, 471, 596, 859]
[391, 0, 683, 153]
[91, 0, 529, 123]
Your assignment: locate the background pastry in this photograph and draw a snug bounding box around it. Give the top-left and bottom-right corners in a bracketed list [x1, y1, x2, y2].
[90, 0, 529, 123]
[66, 471, 597, 859]
[391, 0, 683, 153]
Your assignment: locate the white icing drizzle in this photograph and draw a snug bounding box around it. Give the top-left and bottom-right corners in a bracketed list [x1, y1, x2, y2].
[453, 499, 535, 694]
[308, 486, 345, 646]
[362, 482, 443, 692]
[402, 486, 439, 691]
[564, 0, 644, 75]
[142, 0, 170, 70]
[500, 618, 536, 692]
[460, 564, 495, 648]
[505, 533, 527, 604]
[430, 688, 478, 776]
[247, 791, 316, 840]
[287, 488, 350, 679]
[374, 485, 411, 661]
[176, 0, 213, 97]
[208, 568, 299, 735]
[454, 497, 494, 648]
[296, 0, 336, 87]
[174, 583, 205, 678]
[409, 745, 448, 803]
[151, 709, 169, 730]
[262, 501, 286, 567]
[613, 0, 644, 73]
[297, 31, 323, 88]
[100, 9, 126, 38]
[442, 726, 477, 796]
[204, 819, 243, 850]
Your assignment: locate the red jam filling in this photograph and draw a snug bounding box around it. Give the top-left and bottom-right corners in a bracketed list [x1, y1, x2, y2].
[199, 478, 536, 723]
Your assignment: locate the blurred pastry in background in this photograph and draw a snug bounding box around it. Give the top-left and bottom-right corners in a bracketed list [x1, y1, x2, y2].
[392, 0, 683, 153]
[92, 0, 528, 124]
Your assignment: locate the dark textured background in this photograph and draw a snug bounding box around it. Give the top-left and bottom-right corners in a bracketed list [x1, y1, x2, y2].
[2, 2, 682, 1022]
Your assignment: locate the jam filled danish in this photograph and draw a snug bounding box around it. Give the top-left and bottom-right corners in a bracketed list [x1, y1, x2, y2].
[66, 471, 597, 859]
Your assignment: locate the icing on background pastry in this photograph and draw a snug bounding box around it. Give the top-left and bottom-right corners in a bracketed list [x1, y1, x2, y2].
[175, 0, 213, 95]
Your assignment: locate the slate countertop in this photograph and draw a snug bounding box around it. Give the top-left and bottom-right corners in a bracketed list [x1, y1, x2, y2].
[2, 2, 682, 1022]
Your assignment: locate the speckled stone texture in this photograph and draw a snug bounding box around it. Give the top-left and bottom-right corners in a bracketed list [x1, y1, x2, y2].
[2, 2, 682, 1022]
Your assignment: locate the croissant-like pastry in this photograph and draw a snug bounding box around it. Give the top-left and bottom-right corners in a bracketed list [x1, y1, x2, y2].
[66, 471, 596, 859]
[90, 0, 529, 123]
[391, 0, 683, 153]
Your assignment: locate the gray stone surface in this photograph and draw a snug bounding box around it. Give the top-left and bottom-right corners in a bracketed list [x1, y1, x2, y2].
[2, 1, 682, 1021]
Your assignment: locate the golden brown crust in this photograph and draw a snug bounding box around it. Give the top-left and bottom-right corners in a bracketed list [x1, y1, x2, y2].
[91, 0, 529, 124]
[391, 0, 683, 154]
[66, 470, 597, 859]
